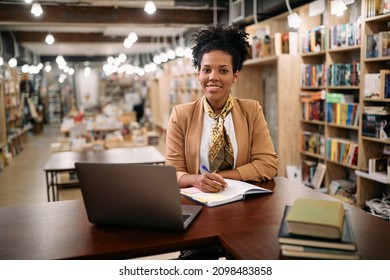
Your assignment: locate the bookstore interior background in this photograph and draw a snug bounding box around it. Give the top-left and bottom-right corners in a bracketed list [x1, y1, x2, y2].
[0, 0, 390, 222]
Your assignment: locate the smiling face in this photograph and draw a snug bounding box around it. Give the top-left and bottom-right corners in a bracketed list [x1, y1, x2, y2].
[198, 50, 238, 113]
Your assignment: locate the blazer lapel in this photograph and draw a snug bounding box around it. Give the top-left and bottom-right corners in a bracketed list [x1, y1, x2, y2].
[231, 98, 249, 167]
[186, 97, 204, 174]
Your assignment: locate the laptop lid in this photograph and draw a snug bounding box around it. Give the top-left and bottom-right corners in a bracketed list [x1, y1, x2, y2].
[75, 163, 201, 231]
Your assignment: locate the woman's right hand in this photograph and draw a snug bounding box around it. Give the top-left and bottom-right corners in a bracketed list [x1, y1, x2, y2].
[193, 173, 227, 193]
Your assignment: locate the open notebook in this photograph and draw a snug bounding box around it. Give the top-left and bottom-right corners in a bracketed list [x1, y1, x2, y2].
[180, 179, 272, 207]
[75, 163, 202, 231]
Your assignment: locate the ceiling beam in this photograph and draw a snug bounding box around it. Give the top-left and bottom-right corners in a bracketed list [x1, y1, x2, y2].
[0, 3, 214, 25]
[12, 31, 174, 44]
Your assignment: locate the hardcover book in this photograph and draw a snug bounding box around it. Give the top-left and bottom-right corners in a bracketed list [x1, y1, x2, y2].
[281, 244, 360, 260]
[278, 205, 357, 251]
[285, 198, 345, 239]
[180, 179, 272, 207]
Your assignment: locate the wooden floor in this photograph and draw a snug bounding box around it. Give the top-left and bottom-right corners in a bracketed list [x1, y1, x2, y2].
[0, 125, 81, 207]
[0, 125, 168, 207]
[0, 125, 182, 259]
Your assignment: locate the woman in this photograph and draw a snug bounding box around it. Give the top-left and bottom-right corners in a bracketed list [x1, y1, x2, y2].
[166, 24, 278, 193]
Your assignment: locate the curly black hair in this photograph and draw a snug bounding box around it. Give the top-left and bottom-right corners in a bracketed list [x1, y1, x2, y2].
[191, 24, 250, 72]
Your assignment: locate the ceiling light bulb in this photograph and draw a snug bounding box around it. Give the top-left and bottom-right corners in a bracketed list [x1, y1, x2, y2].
[0, 57, 3, 66]
[175, 46, 185, 57]
[84, 67, 91, 77]
[166, 49, 176, 60]
[9, 58, 17, 68]
[124, 38, 134, 48]
[45, 34, 55, 45]
[31, 3, 43, 17]
[144, 1, 156, 15]
[287, 12, 302, 29]
[25, 0, 33, 3]
[22, 64, 30, 73]
[128, 32, 138, 43]
[153, 54, 162, 65]
[331, 0, 347, 16]
[44, 63, 52, 72]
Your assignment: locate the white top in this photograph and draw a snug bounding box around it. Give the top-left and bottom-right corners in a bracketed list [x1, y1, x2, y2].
[199, 111, 238, 173]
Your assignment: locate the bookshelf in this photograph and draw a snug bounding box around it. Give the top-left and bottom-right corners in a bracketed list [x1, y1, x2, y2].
[47, 84, 62, 125]
[0, 74, 7, 172]
[150, 58, 202, 132]
[236, 14, 302, 177]
[0, 65, 30, 165]
[355, 9, 390, 207]
[297, 1, 363, 204]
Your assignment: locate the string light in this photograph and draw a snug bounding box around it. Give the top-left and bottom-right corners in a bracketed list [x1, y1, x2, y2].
[286, 0, 302, 29]
[331, 0, 347, 17]
[31, 2, 43, 17]
[144, 1, 156, 15]
[45, 34, 55, 45]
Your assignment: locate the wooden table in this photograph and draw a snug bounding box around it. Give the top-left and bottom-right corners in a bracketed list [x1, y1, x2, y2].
[0, 177, 389, 260]
[0, 177, 390, 259]
[43, 146, 165, 202]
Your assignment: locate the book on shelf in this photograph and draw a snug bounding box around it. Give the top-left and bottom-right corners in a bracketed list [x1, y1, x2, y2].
[366, 0, 390, 17]
[280, 244, 360, 260]
[279, 32, 298, 55]
[380, 70, 390, 99]
[362, 107, 390, 139]
[326, 138, 358, 166]
[327, 62, 360, 86]
[326, 92, 359, 126]
[329, 21, 360, 50]
[301, 25, 327, 53]
[285, 198, 344, 239]
[180, 179, 272, 207]
[329, 179, 356, 204]
[278, 205, 357, 251]
[301, 159, 317, 186]
[368, 146, 390, 183]
[379, 31, 390, 57]
[364, 73, 380, 98]
[366, 33, 380, 58]
[308, 162, 326, 189]
[329, 179, 356, 195]
[300, 63, 326, 87]
[301, 131, 325, 156]
[300, 90, 326, 121]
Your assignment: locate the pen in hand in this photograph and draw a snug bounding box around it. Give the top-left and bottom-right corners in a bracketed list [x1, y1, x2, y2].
[201, 165, 227, 189]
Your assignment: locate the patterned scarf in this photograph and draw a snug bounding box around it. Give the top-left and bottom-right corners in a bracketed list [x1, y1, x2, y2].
[204, 95, 234, 172]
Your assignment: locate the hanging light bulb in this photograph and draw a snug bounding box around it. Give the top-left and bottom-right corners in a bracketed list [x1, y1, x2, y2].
[84, 66, 91, 77]
[285, 0, 302, 29]
[45, 33, 55, 45]
[166, 48, 176, 60]
[144, 1, 156, 15]
[44, 63, 52, 72]
[331, 0, 347, 17]
[31, 2, 43, 17]
[9, 58, 17, 68]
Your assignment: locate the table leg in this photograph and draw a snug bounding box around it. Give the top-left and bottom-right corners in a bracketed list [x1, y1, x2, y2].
[45, 171, 50, 202]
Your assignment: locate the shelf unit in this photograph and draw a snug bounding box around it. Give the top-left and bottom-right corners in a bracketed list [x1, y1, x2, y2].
[355, 12, 390, 207]
[0, 74, 7, 171]
[297, 1, 363, 204]
[0, 65, 30, 166]
[47, 84, 62, 125]
[236, 11, 303, 177]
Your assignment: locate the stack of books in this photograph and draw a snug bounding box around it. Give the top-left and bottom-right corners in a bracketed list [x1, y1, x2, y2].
[278, 198, 360, 259]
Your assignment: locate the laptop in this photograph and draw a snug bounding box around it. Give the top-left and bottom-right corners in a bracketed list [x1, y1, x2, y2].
[75, 163, 202, 231]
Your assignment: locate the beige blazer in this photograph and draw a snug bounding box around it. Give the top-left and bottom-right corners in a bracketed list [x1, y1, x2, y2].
[165, 96, 278, 182]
